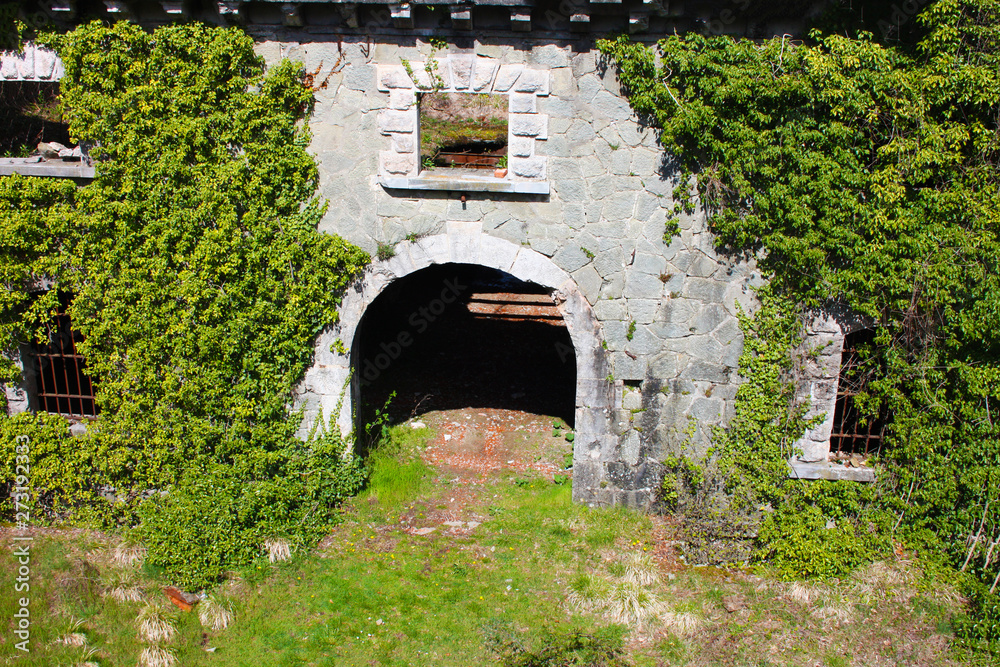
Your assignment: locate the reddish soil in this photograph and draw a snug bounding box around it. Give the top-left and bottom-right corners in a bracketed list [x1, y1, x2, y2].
[416, 407, 573, 484]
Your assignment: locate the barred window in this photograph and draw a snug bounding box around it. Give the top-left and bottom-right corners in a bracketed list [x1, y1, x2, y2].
[27, 293, 98, 418]
[829, 329, 885, 457]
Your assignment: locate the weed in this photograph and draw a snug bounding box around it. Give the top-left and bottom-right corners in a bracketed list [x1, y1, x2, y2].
[111, 542, 147, 568]
[376, 242, 396, 261]
[138, 646, 177, 667]
[263, 538, 292, 563]
[136, 603, 176, 643]
[197, 595, 234, 631]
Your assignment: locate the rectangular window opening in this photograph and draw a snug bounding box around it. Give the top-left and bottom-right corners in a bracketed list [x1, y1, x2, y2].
[28, 292, 99, 418]
[420, 91, 507, 172]
[0, 81, 70, 158]
[829, 329, 886, 459]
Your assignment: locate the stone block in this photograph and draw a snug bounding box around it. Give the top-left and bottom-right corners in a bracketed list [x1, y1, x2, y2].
[408, 234, 451, 267]
[594, 246, 625, 277]
[680, 360, 731, 384]
[493, 64, 524, 92]
[510, 113, 549, 139]
[391, 133, 415, 153]
[472, 56, 499, 91]
[571, 265, 603, 304]
[509, 92, 537, 113]
[380, 150, 416, 175]
[614, 352, 647, 381]
[601, 192, 636, 221]
[446, 220, 483, 264]
[550, 67, 574, 97]
[479, 233, 520, 272]
[629, 298, 658, 324]
[514, 68, 549, 95]
[691, 304, 728, 335]
[376, 64, 412, 91]
[553, 244, 592, 273]
[510, 156, 546, 179]
[594, 298, 627, 321]
[389, 89, 416, 110]
[510, 247, 571, 289]
[450, 55, 473, 89]
[621, 430, 641, 465]
[509, 136, 535, 158]
[377, 109, 416, 134]
[650, 351, 686, 378]
[623, 271, 663, 300]
[683, 277, 728, 303]
[592, 90, 633, 121]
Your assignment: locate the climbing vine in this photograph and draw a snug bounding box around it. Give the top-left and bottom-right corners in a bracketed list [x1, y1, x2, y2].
[600, 0, 1000, 649]
[0, 21, 369, 588]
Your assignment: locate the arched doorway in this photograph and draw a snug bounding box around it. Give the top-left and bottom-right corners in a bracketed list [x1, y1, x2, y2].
[295, 224, 613, 503]
[352, 263, 576, 444]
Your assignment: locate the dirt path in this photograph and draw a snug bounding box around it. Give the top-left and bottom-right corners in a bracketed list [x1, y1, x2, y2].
[409, 406, 574, 484]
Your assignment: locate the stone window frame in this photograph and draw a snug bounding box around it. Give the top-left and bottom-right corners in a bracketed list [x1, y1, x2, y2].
[375, 55, 550, 195]
[790, 309, 876, 482]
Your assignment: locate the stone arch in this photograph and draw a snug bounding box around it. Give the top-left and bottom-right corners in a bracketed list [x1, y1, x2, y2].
[294, 222, 614, 503]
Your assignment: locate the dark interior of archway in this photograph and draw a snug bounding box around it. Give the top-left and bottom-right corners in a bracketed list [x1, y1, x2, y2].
[353, 263, 575, 448]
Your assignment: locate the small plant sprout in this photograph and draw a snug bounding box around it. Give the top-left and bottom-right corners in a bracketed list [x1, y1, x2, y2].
[376, 242, 396, 261]
[264, 538, 293, 563]
[138, 646, 177, 667]
[136, 604, 176, 643]
[198, 595, 234, 631]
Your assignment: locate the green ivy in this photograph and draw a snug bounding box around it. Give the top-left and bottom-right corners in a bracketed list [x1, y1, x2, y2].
[0, 21, 369, 587]
[600, 0, 1000, 631]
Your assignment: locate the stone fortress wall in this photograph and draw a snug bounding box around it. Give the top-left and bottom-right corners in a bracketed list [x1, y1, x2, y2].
[1, 0, 866, 504]
[274, 36, 763, 507]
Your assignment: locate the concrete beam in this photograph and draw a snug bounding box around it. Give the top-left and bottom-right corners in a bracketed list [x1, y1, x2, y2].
[450, 4, 472, 29]
[510, 8, 530, 31]
[390, 3, 413, 28]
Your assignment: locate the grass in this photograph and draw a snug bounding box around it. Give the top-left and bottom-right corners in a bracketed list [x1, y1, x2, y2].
[0, 421, 986, 666]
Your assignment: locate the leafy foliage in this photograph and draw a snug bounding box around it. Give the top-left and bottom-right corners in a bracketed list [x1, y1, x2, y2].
[600, 0, 1000, 630]
[0, 21, 369, 587]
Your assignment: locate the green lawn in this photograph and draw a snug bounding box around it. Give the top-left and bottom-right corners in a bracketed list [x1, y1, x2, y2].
[0, 424, 980, 666]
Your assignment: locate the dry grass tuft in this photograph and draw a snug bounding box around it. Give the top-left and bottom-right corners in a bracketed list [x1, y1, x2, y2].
[606, 580, 665, 628]
[111, 543, 147, 569]
[103, 569, 145, 603]
[264, 538, 292, 563]
[566, 573, 612, 612]
[136, 604, 176, 643]
[660, 610, 701, 635]
[138, 646, 176, 667]
[55, 632, 88, 647]
[108, 585, 145, 603]
[198, 595, 234, 631]
[786, 582, 818, 605]
[813, 601, 854, 625]
[620, 552, 659, 587]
